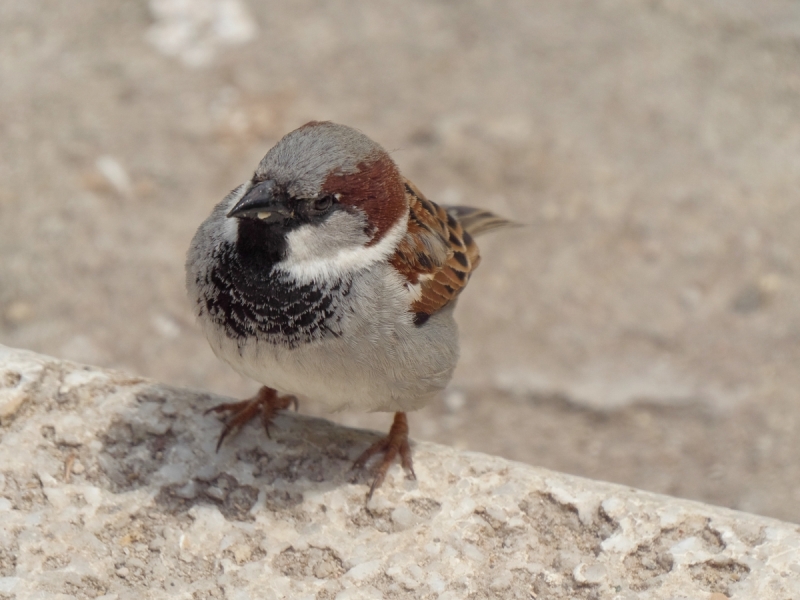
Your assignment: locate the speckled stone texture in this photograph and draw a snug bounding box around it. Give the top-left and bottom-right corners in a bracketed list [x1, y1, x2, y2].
[0, 345, 798, 600]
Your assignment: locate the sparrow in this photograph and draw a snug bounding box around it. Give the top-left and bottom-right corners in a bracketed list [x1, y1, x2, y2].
[186, 121, 510, 499]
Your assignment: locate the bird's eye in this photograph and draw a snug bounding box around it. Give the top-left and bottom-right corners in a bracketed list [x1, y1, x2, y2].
[312, 195, 334, 213]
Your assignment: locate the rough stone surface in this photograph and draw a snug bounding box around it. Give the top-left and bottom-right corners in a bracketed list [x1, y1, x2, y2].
[3, 0, 800, 524]
[1, 346, 798, 599]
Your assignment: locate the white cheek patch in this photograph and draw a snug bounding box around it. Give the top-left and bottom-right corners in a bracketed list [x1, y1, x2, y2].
[279, 211, 408, 284]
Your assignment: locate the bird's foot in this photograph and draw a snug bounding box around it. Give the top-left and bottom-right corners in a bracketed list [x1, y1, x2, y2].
[352, 412, 415, 501]
[205, 386, 298, 451]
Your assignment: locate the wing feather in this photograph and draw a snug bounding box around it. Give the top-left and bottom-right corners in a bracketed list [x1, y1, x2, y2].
[390, 179, 510, 320]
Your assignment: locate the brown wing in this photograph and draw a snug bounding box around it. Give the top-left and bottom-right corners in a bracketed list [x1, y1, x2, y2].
[390, 179, 485, 324]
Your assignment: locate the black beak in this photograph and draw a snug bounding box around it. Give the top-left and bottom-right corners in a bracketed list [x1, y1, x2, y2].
[227, 180, 292, 223]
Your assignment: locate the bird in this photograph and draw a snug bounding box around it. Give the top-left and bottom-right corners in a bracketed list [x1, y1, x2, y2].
[186, 121, 511, 500]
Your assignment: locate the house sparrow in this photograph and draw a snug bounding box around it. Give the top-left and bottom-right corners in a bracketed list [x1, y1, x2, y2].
[186, 121, 510, 499]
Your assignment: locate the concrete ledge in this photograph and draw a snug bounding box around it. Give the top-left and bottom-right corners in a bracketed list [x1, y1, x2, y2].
[0, 345, 797, 599]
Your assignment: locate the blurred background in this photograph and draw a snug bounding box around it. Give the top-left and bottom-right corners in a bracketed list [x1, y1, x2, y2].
[2, 0, 800, 522]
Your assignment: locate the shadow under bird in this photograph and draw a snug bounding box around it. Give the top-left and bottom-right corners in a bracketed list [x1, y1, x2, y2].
[186, 121, 511, 500]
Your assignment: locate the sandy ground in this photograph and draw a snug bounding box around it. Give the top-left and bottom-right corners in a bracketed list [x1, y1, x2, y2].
[2, 0, 800, 522]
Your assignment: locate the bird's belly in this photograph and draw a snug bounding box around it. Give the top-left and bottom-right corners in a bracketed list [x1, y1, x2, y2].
[202, 311, 457, 413]
[238, 342, 399, 412]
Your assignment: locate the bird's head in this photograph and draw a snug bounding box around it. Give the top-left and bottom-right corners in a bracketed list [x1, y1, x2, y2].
[224, 121, 408, 282]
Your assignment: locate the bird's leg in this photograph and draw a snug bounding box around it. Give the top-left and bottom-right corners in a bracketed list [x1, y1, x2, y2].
[352, 411, 416, 501]
[205, 386, 298, 451]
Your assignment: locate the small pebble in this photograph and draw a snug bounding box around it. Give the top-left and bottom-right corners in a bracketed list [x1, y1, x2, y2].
[149, 537, 165, 552]
[175, 481, 198, 500]
[572, 562, 606, 585]
[115, 567, 130, 578]
[205, 486, 227, 501]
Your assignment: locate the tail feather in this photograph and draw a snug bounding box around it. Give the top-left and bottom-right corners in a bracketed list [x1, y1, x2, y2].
[444, 205, 517, 237]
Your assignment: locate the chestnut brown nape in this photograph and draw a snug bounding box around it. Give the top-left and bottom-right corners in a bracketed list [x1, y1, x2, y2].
[321, 153, 406, 245]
